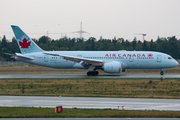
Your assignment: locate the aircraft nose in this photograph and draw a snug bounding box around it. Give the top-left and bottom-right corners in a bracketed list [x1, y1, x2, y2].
[172, 59, 179, 67]
[175, 60, 179, 66]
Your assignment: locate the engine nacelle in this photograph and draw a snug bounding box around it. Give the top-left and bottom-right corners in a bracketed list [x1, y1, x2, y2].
[103, 62, 122, 73]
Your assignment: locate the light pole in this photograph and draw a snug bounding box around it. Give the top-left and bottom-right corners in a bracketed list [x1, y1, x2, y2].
[134, 33, 147, 41]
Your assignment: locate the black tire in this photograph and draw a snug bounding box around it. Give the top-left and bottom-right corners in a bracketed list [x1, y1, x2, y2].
[160, 71, 164, 75]
[92, 71, 96, 76]
[87, 71, 99, 76]
[95, 71, 99, 75]
[87, 71, 92, 76]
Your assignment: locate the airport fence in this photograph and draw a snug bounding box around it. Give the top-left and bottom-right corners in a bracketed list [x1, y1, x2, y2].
[0, 61, 29, 66]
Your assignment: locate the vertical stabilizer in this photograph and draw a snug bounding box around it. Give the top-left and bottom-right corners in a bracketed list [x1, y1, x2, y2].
[11, 25, 43, 54]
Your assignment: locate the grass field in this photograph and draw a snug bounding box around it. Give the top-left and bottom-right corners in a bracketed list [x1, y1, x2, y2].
[0, 107, 180, 118]
[0, 64, 179, 74]
[0, 78, 180, 98]
[0, 65, 180, 118]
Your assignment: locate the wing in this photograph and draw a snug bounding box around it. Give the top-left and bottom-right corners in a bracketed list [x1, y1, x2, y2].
[43, 52, 104, 66]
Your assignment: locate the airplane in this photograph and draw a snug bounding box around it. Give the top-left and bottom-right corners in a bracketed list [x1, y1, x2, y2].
[5, 25, 179, 76]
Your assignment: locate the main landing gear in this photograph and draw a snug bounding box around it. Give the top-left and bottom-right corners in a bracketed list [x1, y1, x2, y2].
[87, 71, 99, 76]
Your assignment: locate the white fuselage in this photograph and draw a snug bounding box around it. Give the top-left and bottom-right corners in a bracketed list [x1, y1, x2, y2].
[15, 51, 179, 70]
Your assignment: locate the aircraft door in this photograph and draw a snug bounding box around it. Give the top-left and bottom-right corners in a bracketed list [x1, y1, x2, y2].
[129, 56, 134, 62]
[44, 55, 48, 62]
[157, 55, 162, 62]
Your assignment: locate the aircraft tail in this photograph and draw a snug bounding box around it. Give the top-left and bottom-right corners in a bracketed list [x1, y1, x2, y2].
[11, 25, 43, 54]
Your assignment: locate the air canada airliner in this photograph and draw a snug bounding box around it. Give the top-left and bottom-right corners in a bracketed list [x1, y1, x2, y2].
[6, 25, 179, 76]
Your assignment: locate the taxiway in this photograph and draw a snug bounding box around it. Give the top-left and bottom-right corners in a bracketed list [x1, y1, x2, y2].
[0, 96, 180, 111]
[0, 74, 180, 78]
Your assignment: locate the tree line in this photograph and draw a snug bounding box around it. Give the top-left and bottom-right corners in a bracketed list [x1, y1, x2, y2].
[0, 35, 180, 61]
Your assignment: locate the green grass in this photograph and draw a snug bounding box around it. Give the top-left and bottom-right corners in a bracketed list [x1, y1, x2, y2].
[0, 107, 180, 118]
[0, 78, 180, 98]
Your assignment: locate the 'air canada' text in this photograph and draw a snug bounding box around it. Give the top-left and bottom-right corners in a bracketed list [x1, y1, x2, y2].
[105, 53, 153, 57]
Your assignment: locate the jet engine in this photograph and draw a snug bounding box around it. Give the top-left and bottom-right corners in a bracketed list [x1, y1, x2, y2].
[103, 62, 122, 73]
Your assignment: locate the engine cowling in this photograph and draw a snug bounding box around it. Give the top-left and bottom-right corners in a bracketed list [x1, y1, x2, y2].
[103, 62, 122, 73]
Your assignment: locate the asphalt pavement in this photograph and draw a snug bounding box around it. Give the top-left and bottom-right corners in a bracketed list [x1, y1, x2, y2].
[0, 96, 180, 111]
[0, 74, 180, 78]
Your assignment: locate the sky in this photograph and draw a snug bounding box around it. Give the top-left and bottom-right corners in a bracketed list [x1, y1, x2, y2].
[0, 0, 180, 41]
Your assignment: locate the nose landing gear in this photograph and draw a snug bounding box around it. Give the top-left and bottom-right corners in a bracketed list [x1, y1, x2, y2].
[160, 71, 164, 75]
[160, 69, 166, 75]
[87, 71, 99, 76]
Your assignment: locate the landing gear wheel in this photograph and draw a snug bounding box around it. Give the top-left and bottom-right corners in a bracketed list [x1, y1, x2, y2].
[95, 71, 99, 75]
[87, 71, 99, 76]
[87, 71, 92, 76]
[92, 71, 96, 76]
[160, 71, 164, 75]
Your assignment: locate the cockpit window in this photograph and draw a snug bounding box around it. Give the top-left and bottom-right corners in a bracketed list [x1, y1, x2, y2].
[168, 57, 172, 59]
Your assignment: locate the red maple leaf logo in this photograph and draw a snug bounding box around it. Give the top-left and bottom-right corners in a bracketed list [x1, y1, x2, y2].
[19, 38, 31, 49]
[148, 54, 153, 57]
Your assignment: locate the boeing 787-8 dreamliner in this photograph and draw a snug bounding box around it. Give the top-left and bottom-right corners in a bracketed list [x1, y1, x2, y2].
[6, 25, 179, 76]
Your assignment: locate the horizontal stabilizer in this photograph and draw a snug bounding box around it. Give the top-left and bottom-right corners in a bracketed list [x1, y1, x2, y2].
[3, 53, 16, 59]
[4, 53, 34, 60]
[15, 53, 34, 60]
[3, 53, 15, 56]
